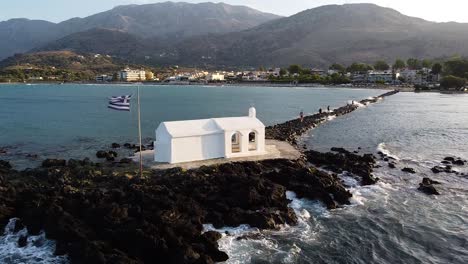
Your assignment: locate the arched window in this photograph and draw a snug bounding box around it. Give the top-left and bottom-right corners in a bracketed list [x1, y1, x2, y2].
[248, 131, 257, 151]
[231, 132, 242, 153]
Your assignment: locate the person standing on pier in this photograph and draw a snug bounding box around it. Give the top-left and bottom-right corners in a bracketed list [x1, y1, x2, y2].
[327, 105, 330, 112]
[300, 110, 304, 122]
[319, 108, 322, 114]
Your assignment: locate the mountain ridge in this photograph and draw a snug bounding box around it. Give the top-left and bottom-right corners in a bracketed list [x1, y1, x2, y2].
[3, 3, 468, 68]
[0, 1, 281, 60]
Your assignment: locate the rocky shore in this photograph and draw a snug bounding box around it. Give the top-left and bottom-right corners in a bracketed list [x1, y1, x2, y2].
[0, 149, 380, 263]
[0, 90, 399, 263]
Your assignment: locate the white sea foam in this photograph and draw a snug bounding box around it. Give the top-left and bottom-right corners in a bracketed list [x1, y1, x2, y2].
[0, 218, 69, 264]
[203, 191, 327, 263]
[327, 115, 337, 121]
[337, 171, 396, 207]
[377, 142, 400, 160]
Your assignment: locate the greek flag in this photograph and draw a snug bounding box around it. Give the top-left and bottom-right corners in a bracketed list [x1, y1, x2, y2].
[108, 95, 132, 111]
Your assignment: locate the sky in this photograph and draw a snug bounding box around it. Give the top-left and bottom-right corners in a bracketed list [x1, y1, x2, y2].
[1, 0, 467, 23]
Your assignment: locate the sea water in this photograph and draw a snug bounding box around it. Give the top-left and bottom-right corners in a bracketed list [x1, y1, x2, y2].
[0, 84, 383, 169]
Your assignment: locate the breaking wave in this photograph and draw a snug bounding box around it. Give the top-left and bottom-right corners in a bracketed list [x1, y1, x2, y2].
[0, 218, 69, 264]
[377, 142, 400, 160]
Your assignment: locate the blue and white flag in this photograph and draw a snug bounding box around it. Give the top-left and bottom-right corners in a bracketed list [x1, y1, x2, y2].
[108, 95, 132, 111]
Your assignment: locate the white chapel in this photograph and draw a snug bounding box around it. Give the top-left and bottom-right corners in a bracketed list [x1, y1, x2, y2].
[154, 107, 266, 164]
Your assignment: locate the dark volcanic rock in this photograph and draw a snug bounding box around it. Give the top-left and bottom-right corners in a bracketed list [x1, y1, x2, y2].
[0, 160, 12, 170]
[431, 166, 444, 174]
[96, 150, 107, 158]
[452, 159, 465, 166]
[0, 157, 354, 263]
[418, 178, 440, 195]
[443, 157, 455, 162]
[422, 177, 441, 185]
[388, 163, 396, 169]
[304, 149, 378, 186]
[120, 158, 133, 164]
[111, 143, 121, 149]
[402, 167, 416, 174]
[41, 159, 66, 168]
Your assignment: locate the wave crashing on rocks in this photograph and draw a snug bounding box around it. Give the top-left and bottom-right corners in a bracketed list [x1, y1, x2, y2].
[0, 218, 69, 264]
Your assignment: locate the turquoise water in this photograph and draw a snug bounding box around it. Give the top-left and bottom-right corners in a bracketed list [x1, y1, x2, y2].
[0, 84, 384, 168]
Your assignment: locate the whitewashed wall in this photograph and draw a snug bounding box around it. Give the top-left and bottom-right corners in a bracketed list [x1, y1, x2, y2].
[170, 133, 225, 163]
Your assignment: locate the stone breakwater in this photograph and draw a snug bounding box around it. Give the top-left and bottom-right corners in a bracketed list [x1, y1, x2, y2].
[266, 90, 399, 144]
[0, 90, 400, 264]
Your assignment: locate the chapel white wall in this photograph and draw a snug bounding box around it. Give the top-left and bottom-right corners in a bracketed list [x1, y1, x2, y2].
[154, 125, 172, 163]
[171, 134, 224, 163]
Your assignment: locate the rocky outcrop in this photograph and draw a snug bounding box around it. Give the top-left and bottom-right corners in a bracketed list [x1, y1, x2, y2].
[96, 150, 118, 161]
[418, 177, 441, 195]
[41, 159, 66, 168]
[402, 167, 416, 174]
[0, 160, 12, 170]
[304, 148, 378, 185]
[432, 156, 466, 174]
[0, 155, 354, 264]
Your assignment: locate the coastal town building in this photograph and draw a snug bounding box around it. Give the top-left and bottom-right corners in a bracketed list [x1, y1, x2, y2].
[367, 71, 397, 83]
[398, 68, 437, 85]
[398, 69, 420, 84]
[95, 75, 112, 82]
[310, 68, 327, 77]
[350, 72, 368, 83]
[207, 72, 225, 81]
[28, 76, 43, 81]
[268, 68, 281, 77]
[154, 107, 266, 164]
[119, 68, 146, 82]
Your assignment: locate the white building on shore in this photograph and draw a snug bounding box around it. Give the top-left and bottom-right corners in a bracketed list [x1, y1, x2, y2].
[367, 71, 397, 83]
[119, 68, 146, 82]
[207, 72, 225, 81]
[154, 107, 266, 164]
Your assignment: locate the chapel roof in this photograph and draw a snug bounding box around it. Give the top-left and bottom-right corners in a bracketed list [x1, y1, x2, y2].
[159, 116, 264, 138]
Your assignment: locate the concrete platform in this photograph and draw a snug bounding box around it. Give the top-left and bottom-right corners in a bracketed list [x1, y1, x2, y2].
[133, 140, 301, 170]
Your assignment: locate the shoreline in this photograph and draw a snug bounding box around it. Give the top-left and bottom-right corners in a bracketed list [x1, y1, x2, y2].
[0, 90, 400, 263]
[0, 81, 415, 92]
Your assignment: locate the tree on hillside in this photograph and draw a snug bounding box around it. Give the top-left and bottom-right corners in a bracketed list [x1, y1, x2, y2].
[301, 68, 312, 75]
[431, 63, 443, 75]
[393, 59, 406, 70]
[279, 68, 287, 76]
[407, 58, 422, 70]
[329, 63, 346, 73]
[422, 59, 433, 68]
[347, 63, 373, 73]
[440, 75, 466, 89]
[444, 58, 468, 79]
[288, 64, 302, 74]
[374, 60, 390, 71]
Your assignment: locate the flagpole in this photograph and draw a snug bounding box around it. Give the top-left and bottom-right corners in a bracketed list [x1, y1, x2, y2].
[137, 85, 143, 178]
